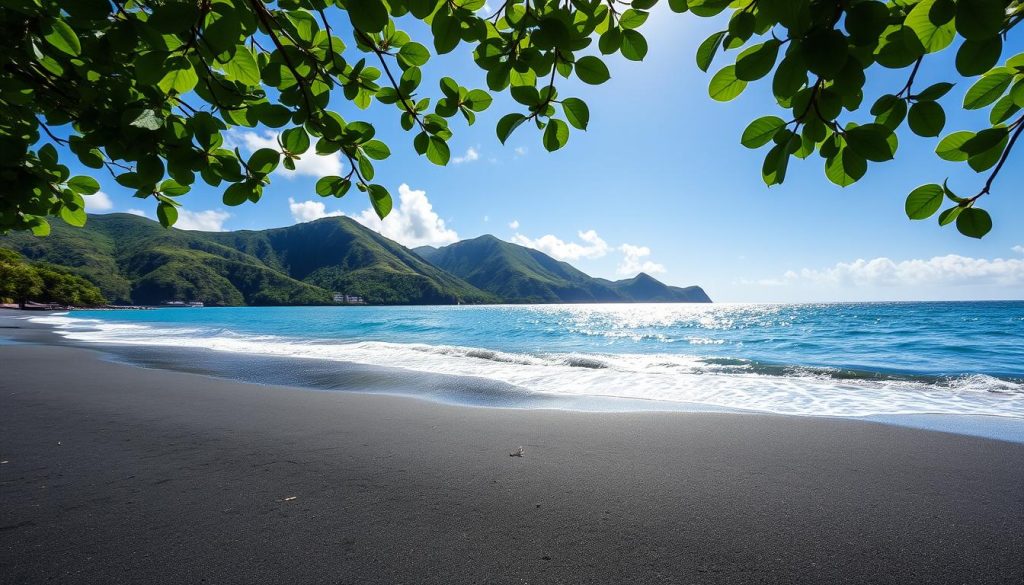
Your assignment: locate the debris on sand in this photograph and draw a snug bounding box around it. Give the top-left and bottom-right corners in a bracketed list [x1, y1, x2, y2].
[510, 446, 524, 457]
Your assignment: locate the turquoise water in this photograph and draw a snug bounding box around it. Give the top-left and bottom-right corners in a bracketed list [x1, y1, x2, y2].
[36, 302, 1024, 419]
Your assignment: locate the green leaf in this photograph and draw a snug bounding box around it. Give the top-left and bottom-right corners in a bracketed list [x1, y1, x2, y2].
[845, 1, 889, 45]
[464, 89, 492, 112]
[497, 113, 527, 144]
[157, 202, 178, 227]
[825, 149, 867, 187]
[875, 26, 926, 69]
[575, 56, 611, 85]
[961, 127, 1007, 155]
[159, 179, 190, 196]
[368, 184, 392, 219]
[696, 31, 725, 72]
[67, 176, 100, 195]
[561, 98, 590, 131]
[966, 132, 1007, 172]
[620, 30, 648, 61]
[43, 19, 81, 57]
[358, 155, 375, 180]
[281, 128, 310, 155]
[223, 182, 253, 206]
[938, 205, 962, 226]
[905, 0, 956, 53]
[599, 29, 622, 55]
[362, 139, 391, 160]
[904, 184, 944, 219]
[990, 94, 1020, 124]
[772, 54, 807, 99]
[248, 148, 280, 175]
[708, 65, 746, 102]
[30, 219, 51, 237]
[955, 0, 1006, 41]
[955, 208, 992, 238]
[128, 109, 164, 131]
[431, 11, 460, 55]
[741, 116, 786, 148]
[943, 179, 966, 203]
[963, 70, 1014, 110]
[874, 98, 907, 130]
[935, 131, 974, 161]
[543, 119, 570, 152]
[956, 37, 1002, 76]
[222, 47, 261, 85]
[844, 124, 895, 162]
[907, 102, 945, 137]
[398, 42, 430, 68]
[1011, 78, 1024, 107]
[728, 11, 755, 40]
[348, 0, 388, 33]
[735, 40, 780, 82]
[761, 143, 789, 186]
[439, 77, 460, 100]
[425, 136, 450, 165]
[619, 9, 648, 29]
[915, 82, 954, 101]
[316, 176, 343, 196]
[59, 204, 87, 227]
[801, 29, 849, 79]
[158, 57, 198, 94]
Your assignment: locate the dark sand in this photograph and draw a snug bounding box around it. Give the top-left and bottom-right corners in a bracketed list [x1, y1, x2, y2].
[1, 319, 1023, 583]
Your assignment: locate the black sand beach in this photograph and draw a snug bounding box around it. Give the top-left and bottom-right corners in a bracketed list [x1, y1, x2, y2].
[1, 317, 1023, 584]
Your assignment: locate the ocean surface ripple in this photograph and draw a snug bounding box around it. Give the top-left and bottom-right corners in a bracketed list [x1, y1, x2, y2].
[33, 302, 1024, 419]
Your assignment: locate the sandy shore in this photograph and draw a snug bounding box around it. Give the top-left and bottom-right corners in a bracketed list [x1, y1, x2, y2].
[1, 319, 1023, 583]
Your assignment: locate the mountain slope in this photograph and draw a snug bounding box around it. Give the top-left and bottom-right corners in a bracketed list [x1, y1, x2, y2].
[418, 235, 624, 303]
[207, 217, 495, 304]
[0, 214, 494, 305]
[598, 272, 712, 303]
[420, 235, 711, 303]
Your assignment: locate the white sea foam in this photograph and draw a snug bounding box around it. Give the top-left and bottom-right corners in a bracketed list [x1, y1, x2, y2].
[33, 314, 1024, 419]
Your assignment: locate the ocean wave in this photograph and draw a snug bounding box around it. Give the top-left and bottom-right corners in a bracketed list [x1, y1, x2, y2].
[33, 314, 1024, 419]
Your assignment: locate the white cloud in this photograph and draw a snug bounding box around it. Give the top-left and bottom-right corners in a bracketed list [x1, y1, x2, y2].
[233, 130, 343, 178]
[509, 219, 520, 230]
[353, 183, 459, 247]
[288, 197, 343, 223]
[174, 209, 231, 232]
[618, 243, 667, 276]
[452, 146, 480, 164]
[125, 208, 148, 218]
[1013, 245, 1024, 255]
[514, 147, 527, 157]
[84, 191, 113, 212]
[512, 229, 609, 261]
[760, 254, 1024, 288]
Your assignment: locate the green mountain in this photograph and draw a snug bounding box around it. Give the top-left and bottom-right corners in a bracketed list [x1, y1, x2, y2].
[414, 235, 711, 303]
[596, 272, 712, 303]
[1, 215, 709, 306]
[0, 214, 495, 306]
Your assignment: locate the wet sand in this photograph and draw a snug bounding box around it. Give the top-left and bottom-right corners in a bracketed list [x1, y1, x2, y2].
[1, 319, 1022, 583]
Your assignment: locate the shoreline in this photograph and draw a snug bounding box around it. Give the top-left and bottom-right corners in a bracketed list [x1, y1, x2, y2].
[1, 341, 1022, 583]
[5, 311, 1023, 444]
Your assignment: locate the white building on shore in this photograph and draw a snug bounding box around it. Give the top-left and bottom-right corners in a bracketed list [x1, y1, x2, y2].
[332, 293, 366, 305]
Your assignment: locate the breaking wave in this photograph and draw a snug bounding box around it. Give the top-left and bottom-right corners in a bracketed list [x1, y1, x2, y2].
[32, 312, 1024, 419]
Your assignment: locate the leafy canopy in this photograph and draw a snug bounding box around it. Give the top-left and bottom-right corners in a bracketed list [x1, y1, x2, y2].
[1, 0, 1022, 240]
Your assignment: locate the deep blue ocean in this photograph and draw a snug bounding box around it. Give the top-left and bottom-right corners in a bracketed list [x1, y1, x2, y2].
[36, 302, 1023, 422]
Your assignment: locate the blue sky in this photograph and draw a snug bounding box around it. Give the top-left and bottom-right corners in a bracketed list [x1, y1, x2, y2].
[71, 5, 1023, 302]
